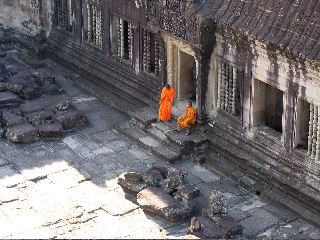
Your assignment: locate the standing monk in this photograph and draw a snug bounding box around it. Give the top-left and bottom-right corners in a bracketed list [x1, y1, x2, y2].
[159, 83, 176, 121]
[177, 100, 197, 135]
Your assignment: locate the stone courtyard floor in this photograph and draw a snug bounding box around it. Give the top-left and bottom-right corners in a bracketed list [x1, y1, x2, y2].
[0, 55, 320, 239]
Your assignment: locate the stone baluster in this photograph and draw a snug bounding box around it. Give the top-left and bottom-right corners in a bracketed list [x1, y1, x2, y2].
[312, 105, 318, 158]
[308, 103, 314, 157]
[128, 22, 133, 64]
[316, 107, 320, 162]
[118, 18, 124, 58]
[228, 66, 233, 114]
[217, 60, 221, 110]
[220, 63, 225, 111]
[155, 40, 160, 76]
[231, 67, 237, 116]
[87, 3, 91, 42]
[224, 64, 229, 112]
[143, 30, 148, 72]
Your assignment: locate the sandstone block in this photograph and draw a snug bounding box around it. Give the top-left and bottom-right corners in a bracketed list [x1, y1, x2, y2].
[211, 215, 243, 237]
[1, 110, 25, 127]
[142, 168, 164, 187]
[53, 110, 87, 130]
[177, 184, 200, 201]
[0, 91, 22, 108]
[124, 172, 143, 182]
[19, 101, 45, 114]
[6, 123, 38, 143]
[40, 82, 60, 95]
[37, 123, 64, 139]
[118, 173, 147, 196]
[187, 216, 227, 239]
[137, 187, 192, 222]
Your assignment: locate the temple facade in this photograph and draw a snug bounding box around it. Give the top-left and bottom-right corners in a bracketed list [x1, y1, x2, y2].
[2, 0, 320, 224]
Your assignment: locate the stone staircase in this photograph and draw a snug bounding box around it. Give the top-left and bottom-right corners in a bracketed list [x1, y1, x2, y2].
[117, 107, 209, 164]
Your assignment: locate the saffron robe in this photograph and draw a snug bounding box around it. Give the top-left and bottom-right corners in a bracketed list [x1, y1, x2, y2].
[159, 87, 176, 121]
[178, 106, 197, 128]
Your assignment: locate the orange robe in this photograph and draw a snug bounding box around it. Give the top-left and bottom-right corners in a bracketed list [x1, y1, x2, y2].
[178, 106, 197, 128]
[159, 87, 176, 121]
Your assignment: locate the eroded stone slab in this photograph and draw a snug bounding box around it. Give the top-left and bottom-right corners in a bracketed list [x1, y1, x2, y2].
[6, 123, 38, 143]
[0, 91, 22, 108]
[118, 173, 147, 196]
[187, 216, 227, 239]
[1, 110, 26, 127]
[54, 110, 87, 130]
[37, 123, 63, 138]
[137, 187, 192, 222]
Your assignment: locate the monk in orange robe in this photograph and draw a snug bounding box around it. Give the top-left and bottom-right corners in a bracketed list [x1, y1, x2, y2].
[159, 83, 176, 121]
[177, 100, 196, 135]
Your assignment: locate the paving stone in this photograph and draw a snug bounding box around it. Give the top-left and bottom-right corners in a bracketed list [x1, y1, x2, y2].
[228, 208, 251, 222]
[10, 226, 57, 239]
[53, 110, 87, 130]
[101, 190, 139, 216]
[191, 165, 220, 183]
[0, 91, 22, 108]
[211, 214, 243, 236]
[137, 187, 192, 222]
[0, 186, 20, 203]
[240, 207, 279, 236]
[38, 123, 64, 138]
[139, 136, 161, 148]
[0, 156, 8, 167]
[6, 123, 38, 143]
[0, 165, 26, 187]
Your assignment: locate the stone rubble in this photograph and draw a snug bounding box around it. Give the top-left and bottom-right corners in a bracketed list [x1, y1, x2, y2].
[0, 63, 88, 144]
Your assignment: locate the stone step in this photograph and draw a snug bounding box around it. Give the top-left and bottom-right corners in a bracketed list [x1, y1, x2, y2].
[117, 122, 180, 164]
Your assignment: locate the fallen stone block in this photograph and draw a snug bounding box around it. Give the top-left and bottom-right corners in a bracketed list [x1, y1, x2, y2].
[25, 109, 54, 125]
[0, 91, 23, 108]
[211, 215, 243, 237]
[187, 216, 228, 239]
[0, 82, 24, 94]
[19, 101, 45, 114]
[40, 82, 60, 95]
[118, 173, 147, 196]
[176, 184, 200, 201]
[21, 86, 41, 99]
[1, 110, 26, 127]
[37, 123, 64, 139]
[137, 187, 192, 222]
[142, 168, 164, 187]
[53, 110, 87, 130]
[6, 123, 38, 143]
[124, 172, 143, 182]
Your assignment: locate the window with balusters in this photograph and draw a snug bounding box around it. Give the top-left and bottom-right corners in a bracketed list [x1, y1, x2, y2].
[111, 15, 134, 64]
[216, 60, 242, 117]
[143, 30, 161, 77]
[84, 0, 103, 50]
[54, 0, 73, 32]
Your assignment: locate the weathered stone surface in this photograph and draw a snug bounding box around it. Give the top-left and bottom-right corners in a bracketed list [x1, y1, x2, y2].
[137, 187, 192, 222]
[37, 123, 64, 139]
[40, 82, 60, 95]
[0, 91, 22, 108]
[211, 215, 243, 236]
[53, 110, 88, 130]
[142, 168, 164, 187]
[176, 184, 200, 201]
[6, 123, 38, 143]
[187, 216, 227, 239]
[159, 168, 184, 193]
[21, 86, 41, 99]
[124, 172, 143, 182]
[0, 82, 24, 94]
[118, 173, 147, 196]
[203, 191, 226, 220]
[19, 101, 45, 114]
[1, 110, 25, 127]
[25, 109, 54, 125]
[0, 64, 12, 81]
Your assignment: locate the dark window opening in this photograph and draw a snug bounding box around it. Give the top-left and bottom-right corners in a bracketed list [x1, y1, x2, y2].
[123, 20, 130, 60]
[265, 85, 283, 133]
[295, 100, 310, 150]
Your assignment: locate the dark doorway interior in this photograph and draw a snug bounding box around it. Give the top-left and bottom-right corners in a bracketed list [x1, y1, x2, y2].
[265, 85, 283, 133]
